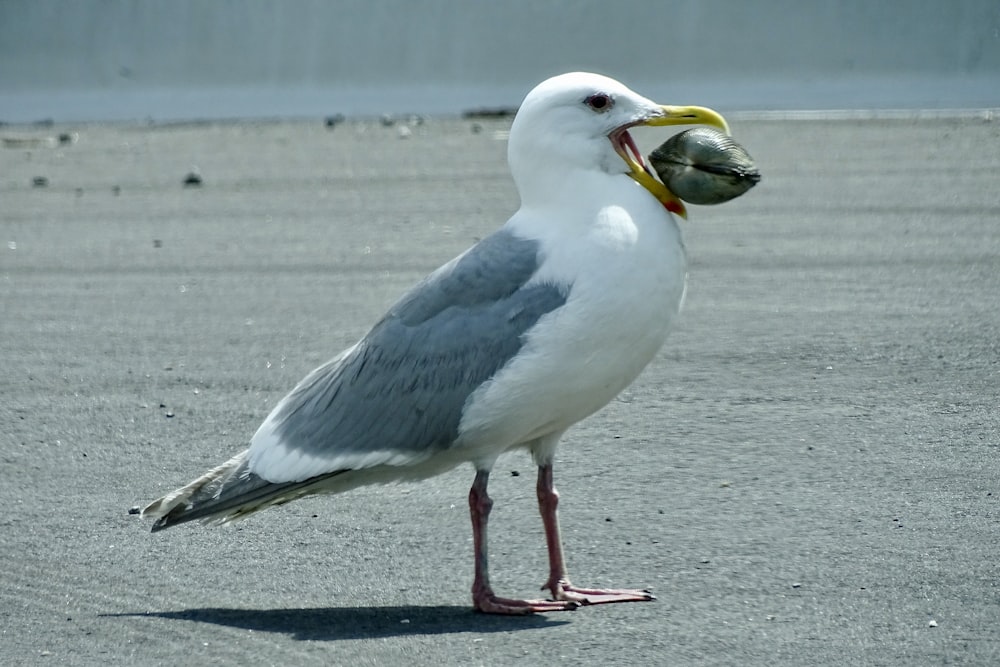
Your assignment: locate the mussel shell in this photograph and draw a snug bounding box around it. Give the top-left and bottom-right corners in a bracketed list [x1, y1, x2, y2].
[648, 127, 760, 205]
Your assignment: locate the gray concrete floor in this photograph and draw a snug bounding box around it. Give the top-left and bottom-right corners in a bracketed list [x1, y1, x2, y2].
[1, 114, 999, 665]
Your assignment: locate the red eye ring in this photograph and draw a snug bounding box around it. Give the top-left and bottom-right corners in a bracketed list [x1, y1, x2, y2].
[584, 93, 613, 112]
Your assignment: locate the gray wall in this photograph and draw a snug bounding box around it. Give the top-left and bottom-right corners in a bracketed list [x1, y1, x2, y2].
[2, 0, 999, 122]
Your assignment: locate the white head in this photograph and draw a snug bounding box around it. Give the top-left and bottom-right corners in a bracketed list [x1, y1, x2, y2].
[507, 72, 729, 217]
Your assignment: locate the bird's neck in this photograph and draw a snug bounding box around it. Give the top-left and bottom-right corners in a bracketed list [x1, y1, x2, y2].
[511, 163, 594, 201]
[513, 168, 657, 219]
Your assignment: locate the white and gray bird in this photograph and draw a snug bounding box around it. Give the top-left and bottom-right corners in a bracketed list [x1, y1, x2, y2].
[141, 72, 729, 615]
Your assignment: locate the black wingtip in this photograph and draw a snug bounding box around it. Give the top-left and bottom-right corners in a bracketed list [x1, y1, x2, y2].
[148, 509, 200, 532]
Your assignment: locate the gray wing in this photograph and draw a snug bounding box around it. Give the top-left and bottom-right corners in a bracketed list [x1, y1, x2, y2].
[253, 227, 569, 478]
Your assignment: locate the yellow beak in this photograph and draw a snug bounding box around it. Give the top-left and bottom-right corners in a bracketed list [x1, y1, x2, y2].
[620, 105, 730, 219]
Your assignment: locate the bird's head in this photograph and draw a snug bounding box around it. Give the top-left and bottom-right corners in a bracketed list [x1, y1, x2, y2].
[508, 72, 729, 218]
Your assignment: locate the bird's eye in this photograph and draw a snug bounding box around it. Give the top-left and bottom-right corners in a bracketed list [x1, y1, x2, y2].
[584, 93, 613, 113]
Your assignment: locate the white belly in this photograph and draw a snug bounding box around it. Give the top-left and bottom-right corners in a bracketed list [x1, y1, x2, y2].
[457, 191, 687, 460]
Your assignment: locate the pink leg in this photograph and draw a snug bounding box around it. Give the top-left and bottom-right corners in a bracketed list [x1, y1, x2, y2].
[469, 469, 578, 614]
[537, 464, 655, 605]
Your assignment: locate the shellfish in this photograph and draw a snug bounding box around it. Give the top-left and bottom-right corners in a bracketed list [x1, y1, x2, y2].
[648, 127, 760, 205]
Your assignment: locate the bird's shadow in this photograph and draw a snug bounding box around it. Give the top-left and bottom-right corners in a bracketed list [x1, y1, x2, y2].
[105, 604, 567, 641]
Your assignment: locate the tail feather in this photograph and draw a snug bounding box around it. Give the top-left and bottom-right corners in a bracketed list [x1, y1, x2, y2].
[141, 450, 344, 531]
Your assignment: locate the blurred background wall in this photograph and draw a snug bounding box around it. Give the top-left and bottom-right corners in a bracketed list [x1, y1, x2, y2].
[2, 0, 999, 122]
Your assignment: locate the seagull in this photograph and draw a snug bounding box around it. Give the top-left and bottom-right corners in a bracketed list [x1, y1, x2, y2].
[141, 71, 729, 615]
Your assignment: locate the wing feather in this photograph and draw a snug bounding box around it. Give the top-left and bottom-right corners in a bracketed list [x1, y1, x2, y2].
[249, 228, 568, 482]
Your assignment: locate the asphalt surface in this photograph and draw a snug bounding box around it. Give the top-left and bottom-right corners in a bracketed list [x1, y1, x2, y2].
[2, 113, 999, 666]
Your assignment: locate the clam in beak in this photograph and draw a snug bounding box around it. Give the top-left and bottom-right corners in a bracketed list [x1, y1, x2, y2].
[613, 105, 730, 218]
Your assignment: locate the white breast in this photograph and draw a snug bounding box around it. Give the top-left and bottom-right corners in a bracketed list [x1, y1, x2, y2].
[457, 173, 687, 459]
